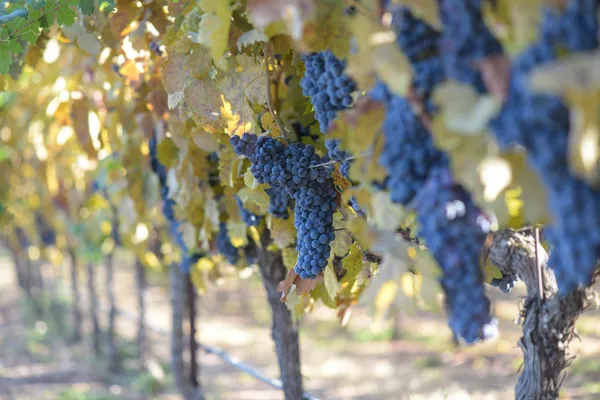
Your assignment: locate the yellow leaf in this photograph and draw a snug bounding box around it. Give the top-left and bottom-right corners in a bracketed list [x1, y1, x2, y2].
[269, 215, 296, 248]
[157, 138, 179, 168]
[237, 186, 270, 214]
[375, 280, 398, 316]
[282, 247, 298, 270]
[331, 229, 352, 257]
[244, 167, 259, 190]
[372, 41, 411, 98]
[196, 0, 232, 70]
[227, 220, 248, 247]
[219, 146, 236, 186]
[323, 260, 340, 301]
[341, 243, 363, 283]
[301, 0, 351, 58]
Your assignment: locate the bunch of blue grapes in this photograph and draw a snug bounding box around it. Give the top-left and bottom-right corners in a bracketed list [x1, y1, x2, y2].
[391, 7, 446, 103]
[415, 168, 496, 343]
[246, 136, 333, 189]
[235, 196, 261, 226]
[300, 50, 356, 133]
[435, 0, 503, 92]
[231, 132, 337, 278]
[483, 2, 600, 294]
[371, 75, 493, 342]
[370, 82, 449, 206]
[293, 180, 337, 279]
[230, 132, 258, 158]
[265, 186, 291, 220]
[217, 222, 239, 265]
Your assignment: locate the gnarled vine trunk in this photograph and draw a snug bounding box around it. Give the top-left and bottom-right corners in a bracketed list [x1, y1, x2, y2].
[488, 229, 598, 400]
[68, 249, 83, 342]
[87, 262, 101, 356]
[187, 274, 201, 393]
[257, 241, 304, 400]
[135, 257, 147, 369]
[170, 263, 201, 400]
[105, 251, 120, 372]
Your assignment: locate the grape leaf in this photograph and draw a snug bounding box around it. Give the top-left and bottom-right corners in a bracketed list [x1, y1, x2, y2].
[268, 215, 296, 248]
[79, 0, 95, 15]
[301, 0, 350, 58]
[196, 0, 232, 70]
[62, 23, 102, 55]
[237, 28, 268, 50]
[237, 186, 269, 214]
[434, 81, 502, 135]
[157, 138, 179, 168]
[323, 259, 340, 301]
[282, 247, 298, 270]
[0, 47, 12, 75]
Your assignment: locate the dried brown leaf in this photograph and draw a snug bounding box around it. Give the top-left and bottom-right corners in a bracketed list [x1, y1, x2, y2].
[277, 269, 298, 302]
[476, 54, 511, 101]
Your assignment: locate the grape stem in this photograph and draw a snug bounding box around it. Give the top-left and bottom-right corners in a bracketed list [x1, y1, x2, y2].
[264, 42, 298, 143]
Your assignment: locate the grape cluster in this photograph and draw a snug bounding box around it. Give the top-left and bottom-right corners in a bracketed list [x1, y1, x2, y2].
[245, 136, 333, 190]
[217, 222, 239, 265]
[490, 273, 519, 294]
[230, 132, 258, 158]
[230, 132, 337, 278]
[293, 180, 337, 279]
[392, 7, 446, 102]
[415, 169, 496, 343]
[436, 0, 503, 92]
[485, 3, 600, 294]
[372, 79, 492, 341]
[265, 186, 291, 220]
[300, 50, 356, 133]
[235, 196, 261, 226]
[371, 82, 449, 206]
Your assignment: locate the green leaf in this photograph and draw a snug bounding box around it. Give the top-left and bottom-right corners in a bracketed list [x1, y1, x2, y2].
[9, 16, 40, 44]
[78, 0, 95, 15]
[54, 1, 76, 26]
[0, 48, 13, 75]
[5, 38, 24, 53]
[27, 1, 46, 11]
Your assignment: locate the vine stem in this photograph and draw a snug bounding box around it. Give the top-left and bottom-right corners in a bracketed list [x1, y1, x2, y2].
[0, 0, 72, 43]
[535, 227, 544, 301]
[264, 42, 298, 143]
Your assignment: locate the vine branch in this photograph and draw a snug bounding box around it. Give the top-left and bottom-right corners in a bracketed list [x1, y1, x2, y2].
[0, 0, 72, 43]
[264, 42, 298, 143]
[487, 228, 599, 400]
